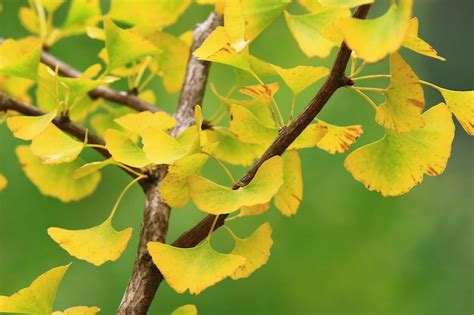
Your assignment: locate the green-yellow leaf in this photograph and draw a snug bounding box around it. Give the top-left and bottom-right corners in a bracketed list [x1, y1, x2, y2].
[0, 173, 7, 191]
[104, 17, 159, 70]
[274, 150, 303, 216]
[345, 104, 454, 196]
[230, 222, 273, 279]
[6, 110, 57, 140]
[16, 145, 101, 202]
[171, 304, 198, 315]
[339, 0, 413, 62]
[0, 75, 34, 103]
[318, 0, 373, 7]
[74, 158, 114, 179]
[188, 156, 283, 214]
[237, 203, 270, 218]
[53, 306, 101, 315]
[115, 111, 176, 134]
[48, 218, 132, 266]
[104, 129, 151, 168]
[439, 88, 474, 136]
[402, 17, 445, 61]
[160, 153, 209, 208]
[148, 239, 245, 295]
[141, 128, 188, 165]
[31, 123, 84, 164]
[316, 120, 363, 153]
[272, 64, 329, 95]
[376, 52, 425, 132]
[62, 0, 101, 36]
[0, 264, 70, 315]
[0, 36, 41, 79]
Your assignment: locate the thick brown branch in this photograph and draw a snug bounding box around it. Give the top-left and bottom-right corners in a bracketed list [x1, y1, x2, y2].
[117, 12, 223, 315]
[0, 37, 160, 113]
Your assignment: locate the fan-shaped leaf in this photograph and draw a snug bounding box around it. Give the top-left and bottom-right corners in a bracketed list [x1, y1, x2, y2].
[272, 64, 329, 95]
[53, 306, 101, 315]
[439, 89, 474, 136]
[274, 150, 303, 216]
[0, 37, 41, 79]
[7, 110, 57, 140]
[115, 111, 176, 134]
[402, 17, 445, 61]
[316, 120, 363, 153]
[104, 129, 151, 168]
[171, 304, 197, 315]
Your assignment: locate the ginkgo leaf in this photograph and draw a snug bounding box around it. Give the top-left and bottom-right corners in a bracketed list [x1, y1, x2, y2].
[90, 107, 133, 136]
[239, 83, 279, 102]
[202, 128, 261, 166]
[274, 151, 303, 216]
[41, 0, 64, 13]
[402, 17, 445, 61]
[345, 104, 455, 196]
[194, 26, 251, 72]
[141, 128, 188, 165]
[224, 0, 291, 51]
[439, 89, 474, 136]
[31, 124, 84, 164]
[16, 145, 101, 202]
[0, 174, 7, 191]
[339, 0, 413, 63]
[298, 0, 325, 13]
[53, 306, 101, 315]
[272, 64, 329, 95]
[115, 111, 176, 134]
[6, 110, 57, 140]
[160, 153, 209, 208]
[0, 36, 41, 79]
[104, 129, 151, 168]
[237, 203, 270, 218]
[74, 158, 115, 179]
[284, 9, 350, 58]
[109, 0, 191, 29]
[188, 156, 283, 214]
[229, 222, 273, 279]
[61, 0, 101, 36]
[318, 0, 374, 7]
[48, 218, 132, 266]
[171, 304, 198, 315]
[316, 120, 363, 153]
[0, 264, 70, 315]
[148, 239, 245, 295]
[0, 75, 34, 103]
[376, 52, 425, 132]
[104, 18, 159, 70]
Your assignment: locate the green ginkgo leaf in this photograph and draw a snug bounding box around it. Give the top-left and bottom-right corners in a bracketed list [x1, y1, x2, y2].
[61, 0, 101, 36]
[230, 222, 273, 279]
[345, 104, 455, 196]
[74, 158, 115, 179]
[141, 128, 188, 165]
[148, 239, 245, 295]
[339, 0, 413, 62]
[104, 129, 151, 168]
[188, 156, 283, 214]
[318, 0, 374, 7]
[16, 145, 101, 202]
[48, 218, 132, 266]
[171, 304, 197, 315]
[376, 52, 425, 132]
[0, 264, 70, 315]
[6, 110, 57, 140]
[274, 150, 303, 216]
[104, 17, 159, 70]
[0, 36, 42, 79]
[31, 123, 84, 164]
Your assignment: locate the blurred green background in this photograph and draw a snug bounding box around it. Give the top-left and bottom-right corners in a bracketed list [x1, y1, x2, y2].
[1, 1, 473, 314]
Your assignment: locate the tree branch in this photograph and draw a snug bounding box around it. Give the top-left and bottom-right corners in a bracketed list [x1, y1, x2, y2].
[148, 2, 373, 291]
[0, 38, 160, 113]
[117, 12, 223, 314]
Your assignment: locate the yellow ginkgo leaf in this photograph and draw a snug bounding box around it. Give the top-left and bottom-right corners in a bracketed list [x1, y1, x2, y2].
[90, 107, 133, 136]
[109, 0, 191, 29]
[229, 222, 273, 279]
[6, 110, 57, 140]
[160, 153, 209, 208]
[16, 145, 101, 202]
[0, 75, 34, 103]
[148, 239, 245, 295]
[104, 129, 151, 168]
[171, 304, 198, 315]
[0, 173, 7, 191]
[61, 0, 101, 37]
[319, 0, 374, 7]
[104, 17, 159, 70]
[141, 128, 188, 165]
[316, 120, 363, 153]
[115, 111, 176, 134]
[239, 83, 280, 103]
[298, 0, 325, 13]
[237, 203, 270, 218]
[344, 104, 455, 196]
[194, 26, 251, 72]
[53, 306, 101, 315]
[48, 218, 132, 266]
[274, 150, 303, 216]
[188, 156, 283, 214]
[74, 158, 115, 179]
[339, 0, 413, 63]
[272, 64, 329, 95]
[31, 124, 84, 164]
[402, 17, 445, 61]
[439, 88, 474, 136]
[0, 264, 70, 315]
[202, 128, 261, 166]
[284, 9, 350, 58]
[0, 36, 41, 79]
[376, 52, 425, 132]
